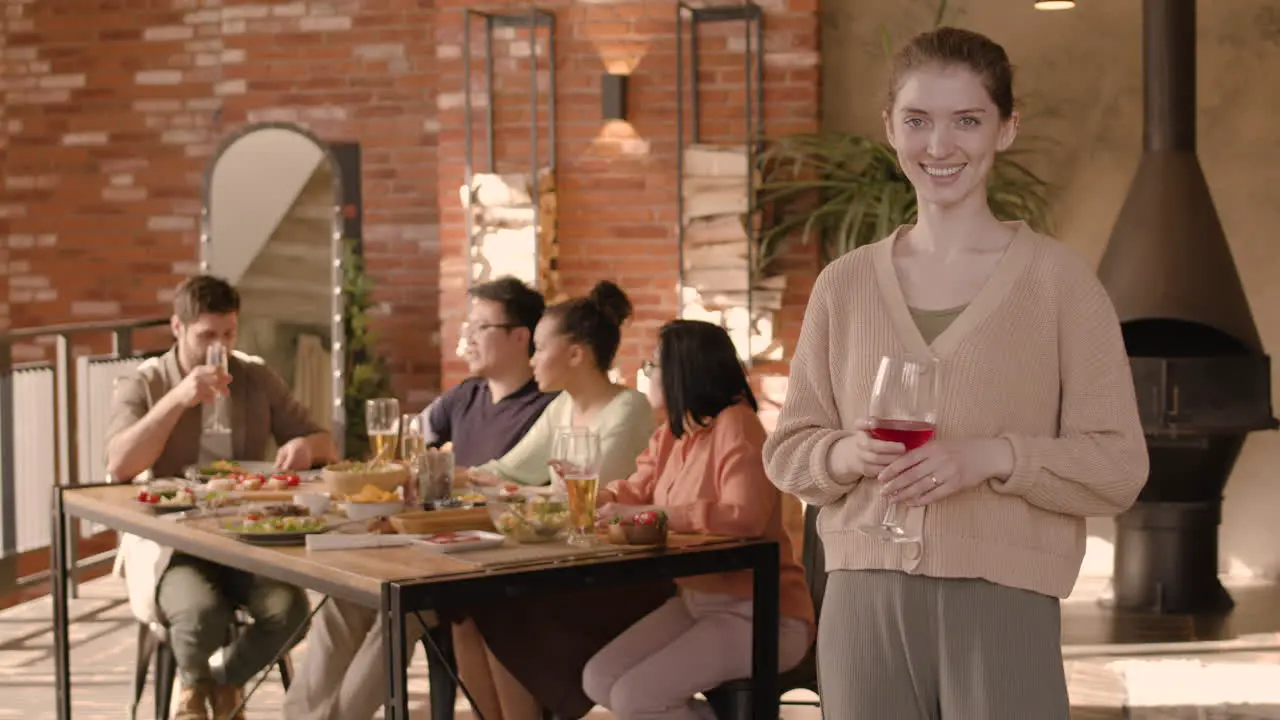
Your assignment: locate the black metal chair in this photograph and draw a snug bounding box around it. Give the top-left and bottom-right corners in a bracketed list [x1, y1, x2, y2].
[129, 615, 294, 720]
[704, 502, 826, 719]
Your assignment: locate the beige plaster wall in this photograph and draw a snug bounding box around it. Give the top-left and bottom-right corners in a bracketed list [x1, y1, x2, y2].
[822, 0, 1280, 579]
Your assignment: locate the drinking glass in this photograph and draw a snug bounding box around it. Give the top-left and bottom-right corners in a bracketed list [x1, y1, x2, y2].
[421, 447, 456, 505]
[856, 354, 939, 543]
[365, 398, 401, 463]
[551, 428, 602, 547]
[400, 413, 425, 465]
[202, 342, 231, 434]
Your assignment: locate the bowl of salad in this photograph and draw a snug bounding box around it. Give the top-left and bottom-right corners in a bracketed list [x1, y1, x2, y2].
[478, 484, 571, 544]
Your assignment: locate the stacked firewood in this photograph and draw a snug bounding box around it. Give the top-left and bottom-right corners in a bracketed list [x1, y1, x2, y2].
[680, 144, 783, 361]
[462, 168, 563, 303]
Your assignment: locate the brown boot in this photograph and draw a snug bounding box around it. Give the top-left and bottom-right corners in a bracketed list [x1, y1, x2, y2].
[173, 683, 210, 720]
[209, 684, 246, 720]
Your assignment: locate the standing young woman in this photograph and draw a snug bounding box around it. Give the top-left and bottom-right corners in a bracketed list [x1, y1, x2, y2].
[763, 28, 1148, 718]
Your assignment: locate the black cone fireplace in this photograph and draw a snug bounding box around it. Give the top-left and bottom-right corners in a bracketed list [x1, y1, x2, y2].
[1097, 0, 1278, 615]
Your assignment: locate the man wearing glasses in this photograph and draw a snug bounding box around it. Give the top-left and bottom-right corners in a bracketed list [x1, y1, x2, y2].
[285, 276, 557, 720]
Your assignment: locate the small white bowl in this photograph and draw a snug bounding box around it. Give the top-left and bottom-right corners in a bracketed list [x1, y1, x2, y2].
[343, 500, 405, 521]
[293, 492, 331, 516]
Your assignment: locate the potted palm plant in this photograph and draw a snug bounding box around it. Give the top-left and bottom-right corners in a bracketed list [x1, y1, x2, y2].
[757, 135, 1052, 266]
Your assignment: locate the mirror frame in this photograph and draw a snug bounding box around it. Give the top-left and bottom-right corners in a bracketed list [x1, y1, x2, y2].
[199, 121, 348, 457]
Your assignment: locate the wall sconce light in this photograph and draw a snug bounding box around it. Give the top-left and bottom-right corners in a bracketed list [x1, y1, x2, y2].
[602, 72, 629, 121]
[1034, 0, 1076, 9]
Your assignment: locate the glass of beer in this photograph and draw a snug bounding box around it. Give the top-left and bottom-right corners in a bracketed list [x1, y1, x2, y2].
[551, 428, 601, 547]
[400, 413, 425, 465]
[365, 398, 400, 463]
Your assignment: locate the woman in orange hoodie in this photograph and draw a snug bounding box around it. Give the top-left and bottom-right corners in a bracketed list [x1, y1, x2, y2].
[582, 319, 815, 720]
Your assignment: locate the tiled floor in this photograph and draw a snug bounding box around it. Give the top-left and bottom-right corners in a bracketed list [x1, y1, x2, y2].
[5, 577, 1280, 719]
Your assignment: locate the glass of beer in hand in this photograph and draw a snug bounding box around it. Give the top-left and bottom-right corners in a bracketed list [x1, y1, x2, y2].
[551, 428, 602, 547]
[856, 353, 938, 543]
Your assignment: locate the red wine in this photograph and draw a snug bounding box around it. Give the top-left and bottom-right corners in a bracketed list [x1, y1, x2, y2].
[869, 419, 935, 450]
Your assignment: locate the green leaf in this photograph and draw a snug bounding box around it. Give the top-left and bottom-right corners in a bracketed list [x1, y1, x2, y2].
[340, 237, 395, 460]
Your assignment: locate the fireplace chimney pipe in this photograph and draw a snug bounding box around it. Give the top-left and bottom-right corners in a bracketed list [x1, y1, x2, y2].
[1144, 0, 1195, 152]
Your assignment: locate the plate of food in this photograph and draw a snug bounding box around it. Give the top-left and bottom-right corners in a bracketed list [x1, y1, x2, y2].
[207, 471, 305, 492]
[220, 503, 328, 545]
[133, 484, 196, 513]
[412, 530, 506, 554]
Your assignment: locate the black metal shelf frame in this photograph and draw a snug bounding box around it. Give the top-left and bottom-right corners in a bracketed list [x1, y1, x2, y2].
[462, 8, 558, 297]
[676, 2, 764, 363]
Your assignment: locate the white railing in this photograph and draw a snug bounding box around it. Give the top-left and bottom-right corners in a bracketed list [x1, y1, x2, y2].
[0, 317, 169, 594]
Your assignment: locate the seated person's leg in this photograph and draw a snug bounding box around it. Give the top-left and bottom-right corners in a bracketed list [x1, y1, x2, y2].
[217, 569, 310, 708]
[588, 592, 809, 720]
[471, 580, 677, 719]
[454, 618, 505, 719]
[581, 595, 691, 711]
[486, 644, 541, 720]
[320, 605, 430, 720]
[282, 599, 378, 720]
[156, 554, 236, 717]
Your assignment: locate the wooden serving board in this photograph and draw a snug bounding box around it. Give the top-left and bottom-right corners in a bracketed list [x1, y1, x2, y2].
[389, 506, 493, 534]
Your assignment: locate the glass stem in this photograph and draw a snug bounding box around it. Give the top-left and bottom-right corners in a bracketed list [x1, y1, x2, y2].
[881, 501, 904, 528]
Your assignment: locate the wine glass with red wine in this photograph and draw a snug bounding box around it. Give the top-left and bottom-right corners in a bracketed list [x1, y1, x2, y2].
[856, 353, 939, 543]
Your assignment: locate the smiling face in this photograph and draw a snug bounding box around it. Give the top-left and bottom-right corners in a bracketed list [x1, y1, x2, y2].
[884, 63, 1018, 211]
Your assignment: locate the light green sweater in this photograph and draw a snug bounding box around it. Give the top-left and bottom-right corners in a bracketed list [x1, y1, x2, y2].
[475, 387, 655, 486]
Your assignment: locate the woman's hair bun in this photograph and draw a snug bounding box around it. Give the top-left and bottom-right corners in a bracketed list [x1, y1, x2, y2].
[586, 280, 633, 327]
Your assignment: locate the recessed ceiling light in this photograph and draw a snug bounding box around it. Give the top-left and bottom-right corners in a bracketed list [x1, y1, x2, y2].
[1035, 0, 1076, 9]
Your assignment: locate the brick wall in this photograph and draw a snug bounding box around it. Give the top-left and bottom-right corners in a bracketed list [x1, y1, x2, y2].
[0, 1, 440, 405]
[1, 0, 820, 414]
[433, 0, 822, 424]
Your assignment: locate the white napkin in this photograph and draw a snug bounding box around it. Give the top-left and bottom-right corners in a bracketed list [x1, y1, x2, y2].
[305, 533, 421, 551]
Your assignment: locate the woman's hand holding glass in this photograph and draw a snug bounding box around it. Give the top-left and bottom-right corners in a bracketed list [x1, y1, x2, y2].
[878, 437, 1016, 506]
[829, 418, 908, 481]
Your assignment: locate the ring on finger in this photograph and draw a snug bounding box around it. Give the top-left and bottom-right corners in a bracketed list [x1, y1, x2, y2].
[930, 475, 940, 487]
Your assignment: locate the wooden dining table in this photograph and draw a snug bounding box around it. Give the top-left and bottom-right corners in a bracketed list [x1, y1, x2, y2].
[51, 483, 782, 720]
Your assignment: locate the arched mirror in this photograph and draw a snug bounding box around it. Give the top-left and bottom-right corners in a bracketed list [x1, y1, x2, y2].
[200, 122, 346, 454]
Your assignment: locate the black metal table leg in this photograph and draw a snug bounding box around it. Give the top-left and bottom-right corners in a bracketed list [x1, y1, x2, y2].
[424, 621, 458, 720]
[384, 583, 411, 720]
[52, 487, 72, 720]
[750, 542, 780, 720]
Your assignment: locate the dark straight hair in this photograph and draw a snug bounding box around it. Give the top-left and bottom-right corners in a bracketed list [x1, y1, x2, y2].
[657, 320, 757, 438]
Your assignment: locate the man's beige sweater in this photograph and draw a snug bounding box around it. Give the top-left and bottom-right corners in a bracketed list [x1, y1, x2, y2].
[763, 223, 1150, 598]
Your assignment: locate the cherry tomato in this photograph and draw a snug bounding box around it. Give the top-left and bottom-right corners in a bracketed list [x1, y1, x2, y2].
[634, 511, 659, 527]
